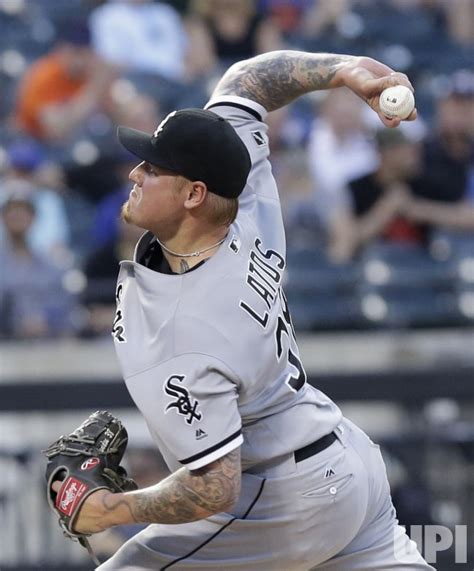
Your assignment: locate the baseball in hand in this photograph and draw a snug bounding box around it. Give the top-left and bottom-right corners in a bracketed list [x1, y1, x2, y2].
[379, 85, 415, 120]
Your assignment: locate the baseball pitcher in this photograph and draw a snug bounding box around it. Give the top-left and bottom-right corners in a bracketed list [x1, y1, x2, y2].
[48, 50, 434, 570]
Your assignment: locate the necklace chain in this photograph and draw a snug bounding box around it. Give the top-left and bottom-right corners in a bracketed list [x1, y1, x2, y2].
[155, 235, 227, 258]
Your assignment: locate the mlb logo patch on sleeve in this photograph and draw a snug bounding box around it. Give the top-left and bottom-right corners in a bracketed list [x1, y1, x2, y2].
[251, 130, 266, 147]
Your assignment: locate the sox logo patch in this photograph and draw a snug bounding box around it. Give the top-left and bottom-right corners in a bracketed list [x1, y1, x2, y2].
[164, 375, 202, 425]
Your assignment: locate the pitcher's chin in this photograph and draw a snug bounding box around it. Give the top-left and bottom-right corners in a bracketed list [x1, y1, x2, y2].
[121, 201, 132, 224]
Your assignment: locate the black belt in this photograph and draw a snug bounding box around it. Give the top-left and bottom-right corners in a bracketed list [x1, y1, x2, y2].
[294, 432, 338, 463]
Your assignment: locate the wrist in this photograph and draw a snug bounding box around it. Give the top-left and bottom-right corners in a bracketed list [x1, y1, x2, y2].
[101, 491, 137, 528]
[331, 56, 359, 88]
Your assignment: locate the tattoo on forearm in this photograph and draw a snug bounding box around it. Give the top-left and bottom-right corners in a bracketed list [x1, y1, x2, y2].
[214, 51, 352, 111]
[103, 448, 242, 525]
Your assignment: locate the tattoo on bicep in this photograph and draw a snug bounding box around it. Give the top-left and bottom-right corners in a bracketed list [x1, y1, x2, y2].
[217, 55, 302, 110]
[214, 51, 350, 111]
[128, 448, 241, 524]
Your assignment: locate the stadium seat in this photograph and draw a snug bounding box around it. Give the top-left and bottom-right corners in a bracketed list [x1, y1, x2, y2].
[360, 242, 457, 292]
[287, 290, 367, 331]
[285, 247, 361, 295]
[430, 230, 474, 259]
[358, 286, 465, 328]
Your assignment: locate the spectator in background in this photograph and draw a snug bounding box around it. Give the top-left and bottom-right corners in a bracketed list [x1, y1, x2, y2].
[108, 92, 163, 151]
[90, 0, 187, 81]
[432, 0, 474, 45]
[259, 0, 309, 37]
[94, 92, 162, 247]
[0, 140, 71, 262]
[0, 189, 76, 339]
[328, 71, 474, 262]
[297, 0, 350, 40]
[330, 128, 424, 261]
[260, 104, 320, 249]
[81, 219, 143, 337]
[15, 22, 114, 144]
[307, 88, 379, 261]
[190, 0, 283, 65]
[405, 70, 474, 232]
[89, 0, 216, 85]
[92, 153, 142, 248]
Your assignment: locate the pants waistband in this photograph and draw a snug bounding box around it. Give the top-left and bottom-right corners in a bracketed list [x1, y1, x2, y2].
[294, 431, 338, 463]
[244, 424, 346, 477]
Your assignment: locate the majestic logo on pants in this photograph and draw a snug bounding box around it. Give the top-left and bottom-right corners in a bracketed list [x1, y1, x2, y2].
[164, 375, 202, 425]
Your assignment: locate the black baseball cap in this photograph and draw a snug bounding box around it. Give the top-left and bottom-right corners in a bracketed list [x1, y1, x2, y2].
[117, 108, 251, 199]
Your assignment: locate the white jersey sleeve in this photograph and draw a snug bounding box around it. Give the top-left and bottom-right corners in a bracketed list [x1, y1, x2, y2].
[205, 95, 286, 257]
[204, 96, 279, 207]
[123, 352, 243, 471]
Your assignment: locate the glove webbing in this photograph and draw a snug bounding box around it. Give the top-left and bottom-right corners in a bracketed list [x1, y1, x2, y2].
[43, 435, 127, 458]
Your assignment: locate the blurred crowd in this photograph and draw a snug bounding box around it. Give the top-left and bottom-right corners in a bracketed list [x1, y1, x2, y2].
[0, 0, 473, 339]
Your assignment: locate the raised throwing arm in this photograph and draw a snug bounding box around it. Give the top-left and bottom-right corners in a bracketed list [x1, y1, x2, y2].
[212, 50, 416, 127]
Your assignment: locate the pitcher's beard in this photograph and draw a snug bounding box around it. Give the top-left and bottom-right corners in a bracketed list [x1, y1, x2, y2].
[121, 201, 132, 223]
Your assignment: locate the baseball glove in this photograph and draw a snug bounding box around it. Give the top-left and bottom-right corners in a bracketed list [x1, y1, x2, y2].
[43, 410, 137, 546]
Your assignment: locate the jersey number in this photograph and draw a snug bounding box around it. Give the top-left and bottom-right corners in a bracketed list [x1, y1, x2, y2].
[275, 289, 307, 393]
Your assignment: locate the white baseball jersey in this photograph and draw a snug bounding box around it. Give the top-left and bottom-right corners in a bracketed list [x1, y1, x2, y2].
[112, 96, 342, 473]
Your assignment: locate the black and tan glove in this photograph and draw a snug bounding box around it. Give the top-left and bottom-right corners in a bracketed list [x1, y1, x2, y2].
[43, 410, 137, 561]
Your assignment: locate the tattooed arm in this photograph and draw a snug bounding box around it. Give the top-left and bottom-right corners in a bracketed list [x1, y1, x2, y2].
[212, 50, 416, 127]
[54, 447, 242, 533]
[122, 447, 241, 525]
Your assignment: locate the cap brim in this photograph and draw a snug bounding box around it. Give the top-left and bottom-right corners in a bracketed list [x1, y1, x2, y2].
[117, 126, 174, 171]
